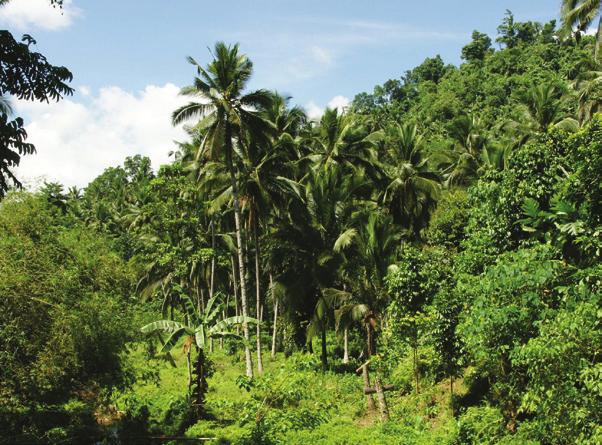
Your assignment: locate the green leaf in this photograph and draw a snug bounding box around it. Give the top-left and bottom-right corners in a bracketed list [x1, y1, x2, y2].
[195, 327, 206, 348]
[333, 228, 357, 252]
[141, 320, 188, 334]
[160, 329, 186, 353]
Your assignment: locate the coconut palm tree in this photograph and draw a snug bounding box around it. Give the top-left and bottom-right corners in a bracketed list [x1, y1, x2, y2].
[380, 123, 441, 237]
[264, 92, 308, 142]
[560, 0, 602, 59]
[333, 212, 400, 420]
[305, 108, 380, 177]
[435, 114, 489, 186]
[517, 83, 569, 132]
[269, 166, 369, 368]
[334, 212, 399, 358]
[241, 138, 305, 373]
[172, 42, 275, 377]
[572, 69, 602, 122]
[497, 83, 579, 147]
[193, 118, 301, 372]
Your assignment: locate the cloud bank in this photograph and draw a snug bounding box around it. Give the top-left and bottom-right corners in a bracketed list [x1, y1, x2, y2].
[15, 83, 188, 188]
[0, 0, 81, 30]
[305, 95, 351, 120]
[13, 86, 352, 188]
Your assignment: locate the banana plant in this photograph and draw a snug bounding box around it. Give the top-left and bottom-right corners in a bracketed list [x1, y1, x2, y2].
[141, 292, 258, 419]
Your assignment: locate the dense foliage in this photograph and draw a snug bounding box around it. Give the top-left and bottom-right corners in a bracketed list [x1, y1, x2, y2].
[0, 6, 600, 445]
[0, 193, 137, 443]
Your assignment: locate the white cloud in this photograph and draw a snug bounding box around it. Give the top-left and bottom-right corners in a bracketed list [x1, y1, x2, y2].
[14, 83, 188, 188]
[78, 85, 91, 97]
[305, 101, 323, 121]
[327, 95, 350, 113]
[0, 0, 80, 31]
[304, 95, 351, 120]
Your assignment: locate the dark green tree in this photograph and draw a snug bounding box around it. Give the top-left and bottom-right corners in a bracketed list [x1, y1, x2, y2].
[0, 31, 73, 196]
[461, 31, 493, 62]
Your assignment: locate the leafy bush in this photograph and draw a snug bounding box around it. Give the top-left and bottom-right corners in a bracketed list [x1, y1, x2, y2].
[0, 193, 136, 443]
[513, 299, 601, 444]
[454, 406, 506, 445]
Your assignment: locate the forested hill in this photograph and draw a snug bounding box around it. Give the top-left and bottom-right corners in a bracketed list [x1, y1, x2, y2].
[1, 9, 600, 445]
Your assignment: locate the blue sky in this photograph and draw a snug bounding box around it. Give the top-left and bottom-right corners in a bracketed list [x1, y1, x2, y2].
[15, 0, 558, 104]
[1, 0, 560, 187]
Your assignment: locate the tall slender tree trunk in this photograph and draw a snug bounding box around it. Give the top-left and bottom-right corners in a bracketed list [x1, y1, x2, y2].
[594, 16, 602, 62]
[374, 375, 390, 421]
[320, 325, 328, 371]
[210, 218, 216, 300]
[226, 129, 253, 378]
[231, 255, 240, 320]
[271, 275, 278, 359]
[254, 221, 264, 374]
[365, 322, 376, 412]
[208, 221, 216, 354]
[233, 189, 253, 377]
[368, 317, 389, 421]
[362, 365, 376, 411]
[221, 292, 229, 350]
[195, 285, 202, 315]
[199, 287, 205, 313]
[366, 322, 374, 356]
[342, 327, 349, 364]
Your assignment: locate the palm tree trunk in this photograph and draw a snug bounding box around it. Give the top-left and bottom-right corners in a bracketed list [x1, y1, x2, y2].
[366, 322, 374, 356]
[366, 321, 389, 418]
[364, 322, 377, 410]
[374, 375, 390, 421]
[208, 223, 216, 355]
[195, 285, 202, 314]
[271, 275, 278, 359]
[254, 220, 264, 374]
[221, 291, 229, 350]
[226, 136, 253, 378]
[233, 188, 253, 377]
[343, 327, 349, 364]
[209, 217, 216, 299]
[320, 324, 328, 371]
[231, 255, 240, 318]
[594, 16, 602, 62]
[362, 365, 376, 411]
[199, 287, 205, 313]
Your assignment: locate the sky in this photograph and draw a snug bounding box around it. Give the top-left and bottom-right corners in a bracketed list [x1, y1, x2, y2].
[1, 0, 560, 188]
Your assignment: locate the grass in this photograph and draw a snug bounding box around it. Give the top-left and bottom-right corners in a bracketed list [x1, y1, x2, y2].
[112, 343, 460, 444]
